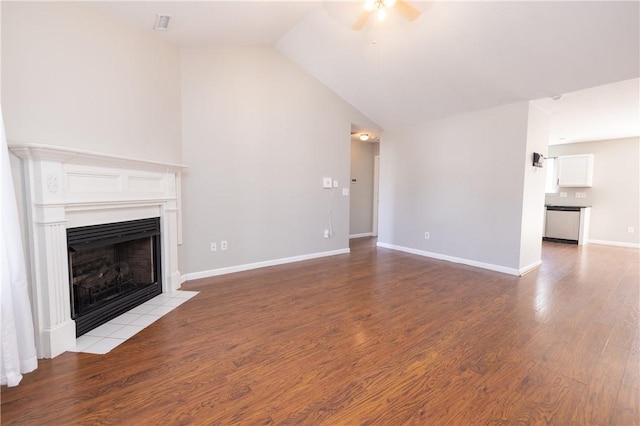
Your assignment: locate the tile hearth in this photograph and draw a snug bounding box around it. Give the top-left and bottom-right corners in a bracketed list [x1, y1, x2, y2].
[69, 291, 198, 355]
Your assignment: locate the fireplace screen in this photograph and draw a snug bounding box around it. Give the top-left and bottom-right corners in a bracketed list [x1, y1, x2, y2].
[68, 218, 162, 337]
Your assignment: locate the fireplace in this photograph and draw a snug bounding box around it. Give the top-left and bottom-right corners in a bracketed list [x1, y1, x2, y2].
[9, 143, 185, 358]
[68, 218, 162, 336]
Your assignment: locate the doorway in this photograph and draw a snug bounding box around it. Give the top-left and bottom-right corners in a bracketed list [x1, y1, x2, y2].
[349, 134, 380, 239]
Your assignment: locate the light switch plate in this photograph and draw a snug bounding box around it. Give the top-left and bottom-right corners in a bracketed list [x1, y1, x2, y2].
[342, 188, 349, 196]
[323, 177, 332, 188]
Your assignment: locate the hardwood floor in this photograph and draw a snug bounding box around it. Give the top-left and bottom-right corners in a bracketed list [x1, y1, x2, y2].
[2, 238, 638, 425]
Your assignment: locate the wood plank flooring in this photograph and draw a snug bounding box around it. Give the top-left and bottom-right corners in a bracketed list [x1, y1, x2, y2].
[2, 238, 638, 425]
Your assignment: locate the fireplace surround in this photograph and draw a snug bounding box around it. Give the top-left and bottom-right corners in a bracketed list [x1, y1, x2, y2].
[9, 144, 186, 358]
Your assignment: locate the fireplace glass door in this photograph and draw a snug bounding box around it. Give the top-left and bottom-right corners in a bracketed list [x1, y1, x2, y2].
[68, 218, 162, 336]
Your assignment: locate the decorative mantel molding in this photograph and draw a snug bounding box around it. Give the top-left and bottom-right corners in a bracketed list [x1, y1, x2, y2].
[10, 143, 186, 173]
[10, 143, 187, 358]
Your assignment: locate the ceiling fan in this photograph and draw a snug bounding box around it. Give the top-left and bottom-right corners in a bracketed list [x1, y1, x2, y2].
[352, 0, 421, 31]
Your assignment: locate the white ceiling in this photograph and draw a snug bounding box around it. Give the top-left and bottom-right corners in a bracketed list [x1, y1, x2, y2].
[94, 1, 322, 46]
[533, 78, 640, 145]
[93, 1, 640, 142]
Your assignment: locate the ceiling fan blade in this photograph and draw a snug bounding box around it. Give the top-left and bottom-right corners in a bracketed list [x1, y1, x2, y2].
[394, 0, 421, 21]
[352, 10, 371, 31]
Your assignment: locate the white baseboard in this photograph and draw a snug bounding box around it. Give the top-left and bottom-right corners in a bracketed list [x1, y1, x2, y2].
[349, 232, 374, 239]
[182, 248, 351, 282]
[588, 239, 640, 249]
[376, 242, 528, 276]
[519, 260, 542, 276]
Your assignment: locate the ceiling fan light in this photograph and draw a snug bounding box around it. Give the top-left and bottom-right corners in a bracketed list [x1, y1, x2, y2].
[364, 0, 376, 11]
[360, 133, 370, 141]
[376, 8, 387, 20]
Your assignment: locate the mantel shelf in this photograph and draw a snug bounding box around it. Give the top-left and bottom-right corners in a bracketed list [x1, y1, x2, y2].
[9, 143, 187, 173]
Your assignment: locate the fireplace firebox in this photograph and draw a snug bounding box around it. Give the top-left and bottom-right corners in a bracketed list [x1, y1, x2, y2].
[67, 218, 162, 337]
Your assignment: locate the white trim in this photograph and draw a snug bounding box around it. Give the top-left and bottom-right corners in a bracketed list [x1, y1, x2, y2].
[10, 143, 186, 172]
[372, 155, 380, 237]
[519, 260, 542, 276]
[41, 321, 76, 360]
[588, 239, 640, 249]
[183, 248, 351, 281]
[376, 242, 523, 276]
[349, 232, 374, 239]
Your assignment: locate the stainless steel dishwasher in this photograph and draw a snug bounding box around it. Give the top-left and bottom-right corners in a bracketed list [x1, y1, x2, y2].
[544, 206, 581, 243]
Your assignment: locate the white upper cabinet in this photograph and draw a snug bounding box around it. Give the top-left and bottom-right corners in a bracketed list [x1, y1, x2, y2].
[557, 154, 594, 187]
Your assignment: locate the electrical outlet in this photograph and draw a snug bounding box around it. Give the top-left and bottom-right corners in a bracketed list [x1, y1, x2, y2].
[424, 232, 430, 240]
[210, 242, 217, 252]
[333, 180, 339, 188]
[221, 240, 228, 250]
[324, 229, 329, 238]
[342, 188, 349, 196]
[628, 227, 635, 234]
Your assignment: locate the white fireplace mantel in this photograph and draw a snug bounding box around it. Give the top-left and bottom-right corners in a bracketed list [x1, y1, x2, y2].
[10, 143, 187, 358]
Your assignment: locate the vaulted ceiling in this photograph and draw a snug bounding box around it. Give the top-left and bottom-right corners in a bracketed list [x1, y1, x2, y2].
[94, 1, 639, 141]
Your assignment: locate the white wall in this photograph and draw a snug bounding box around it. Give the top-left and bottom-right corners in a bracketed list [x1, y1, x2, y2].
[518, 102, 550, 270]
[180, 46, 377, 277]
[378, 101, 538, 273]
[1, 3, 3, 102]
[546, 137, 640, 247]
[1, 2, 182, 164]
[349, 138, 378, 237]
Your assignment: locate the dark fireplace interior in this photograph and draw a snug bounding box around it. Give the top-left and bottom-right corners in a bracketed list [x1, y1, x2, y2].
[67, 218, 162, 337]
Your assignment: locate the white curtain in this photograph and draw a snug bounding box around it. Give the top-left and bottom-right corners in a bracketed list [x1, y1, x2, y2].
[0, 106, 38, 386]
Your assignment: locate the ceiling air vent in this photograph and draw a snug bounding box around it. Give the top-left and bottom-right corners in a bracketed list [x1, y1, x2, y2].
[154, 14, 171, 31]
